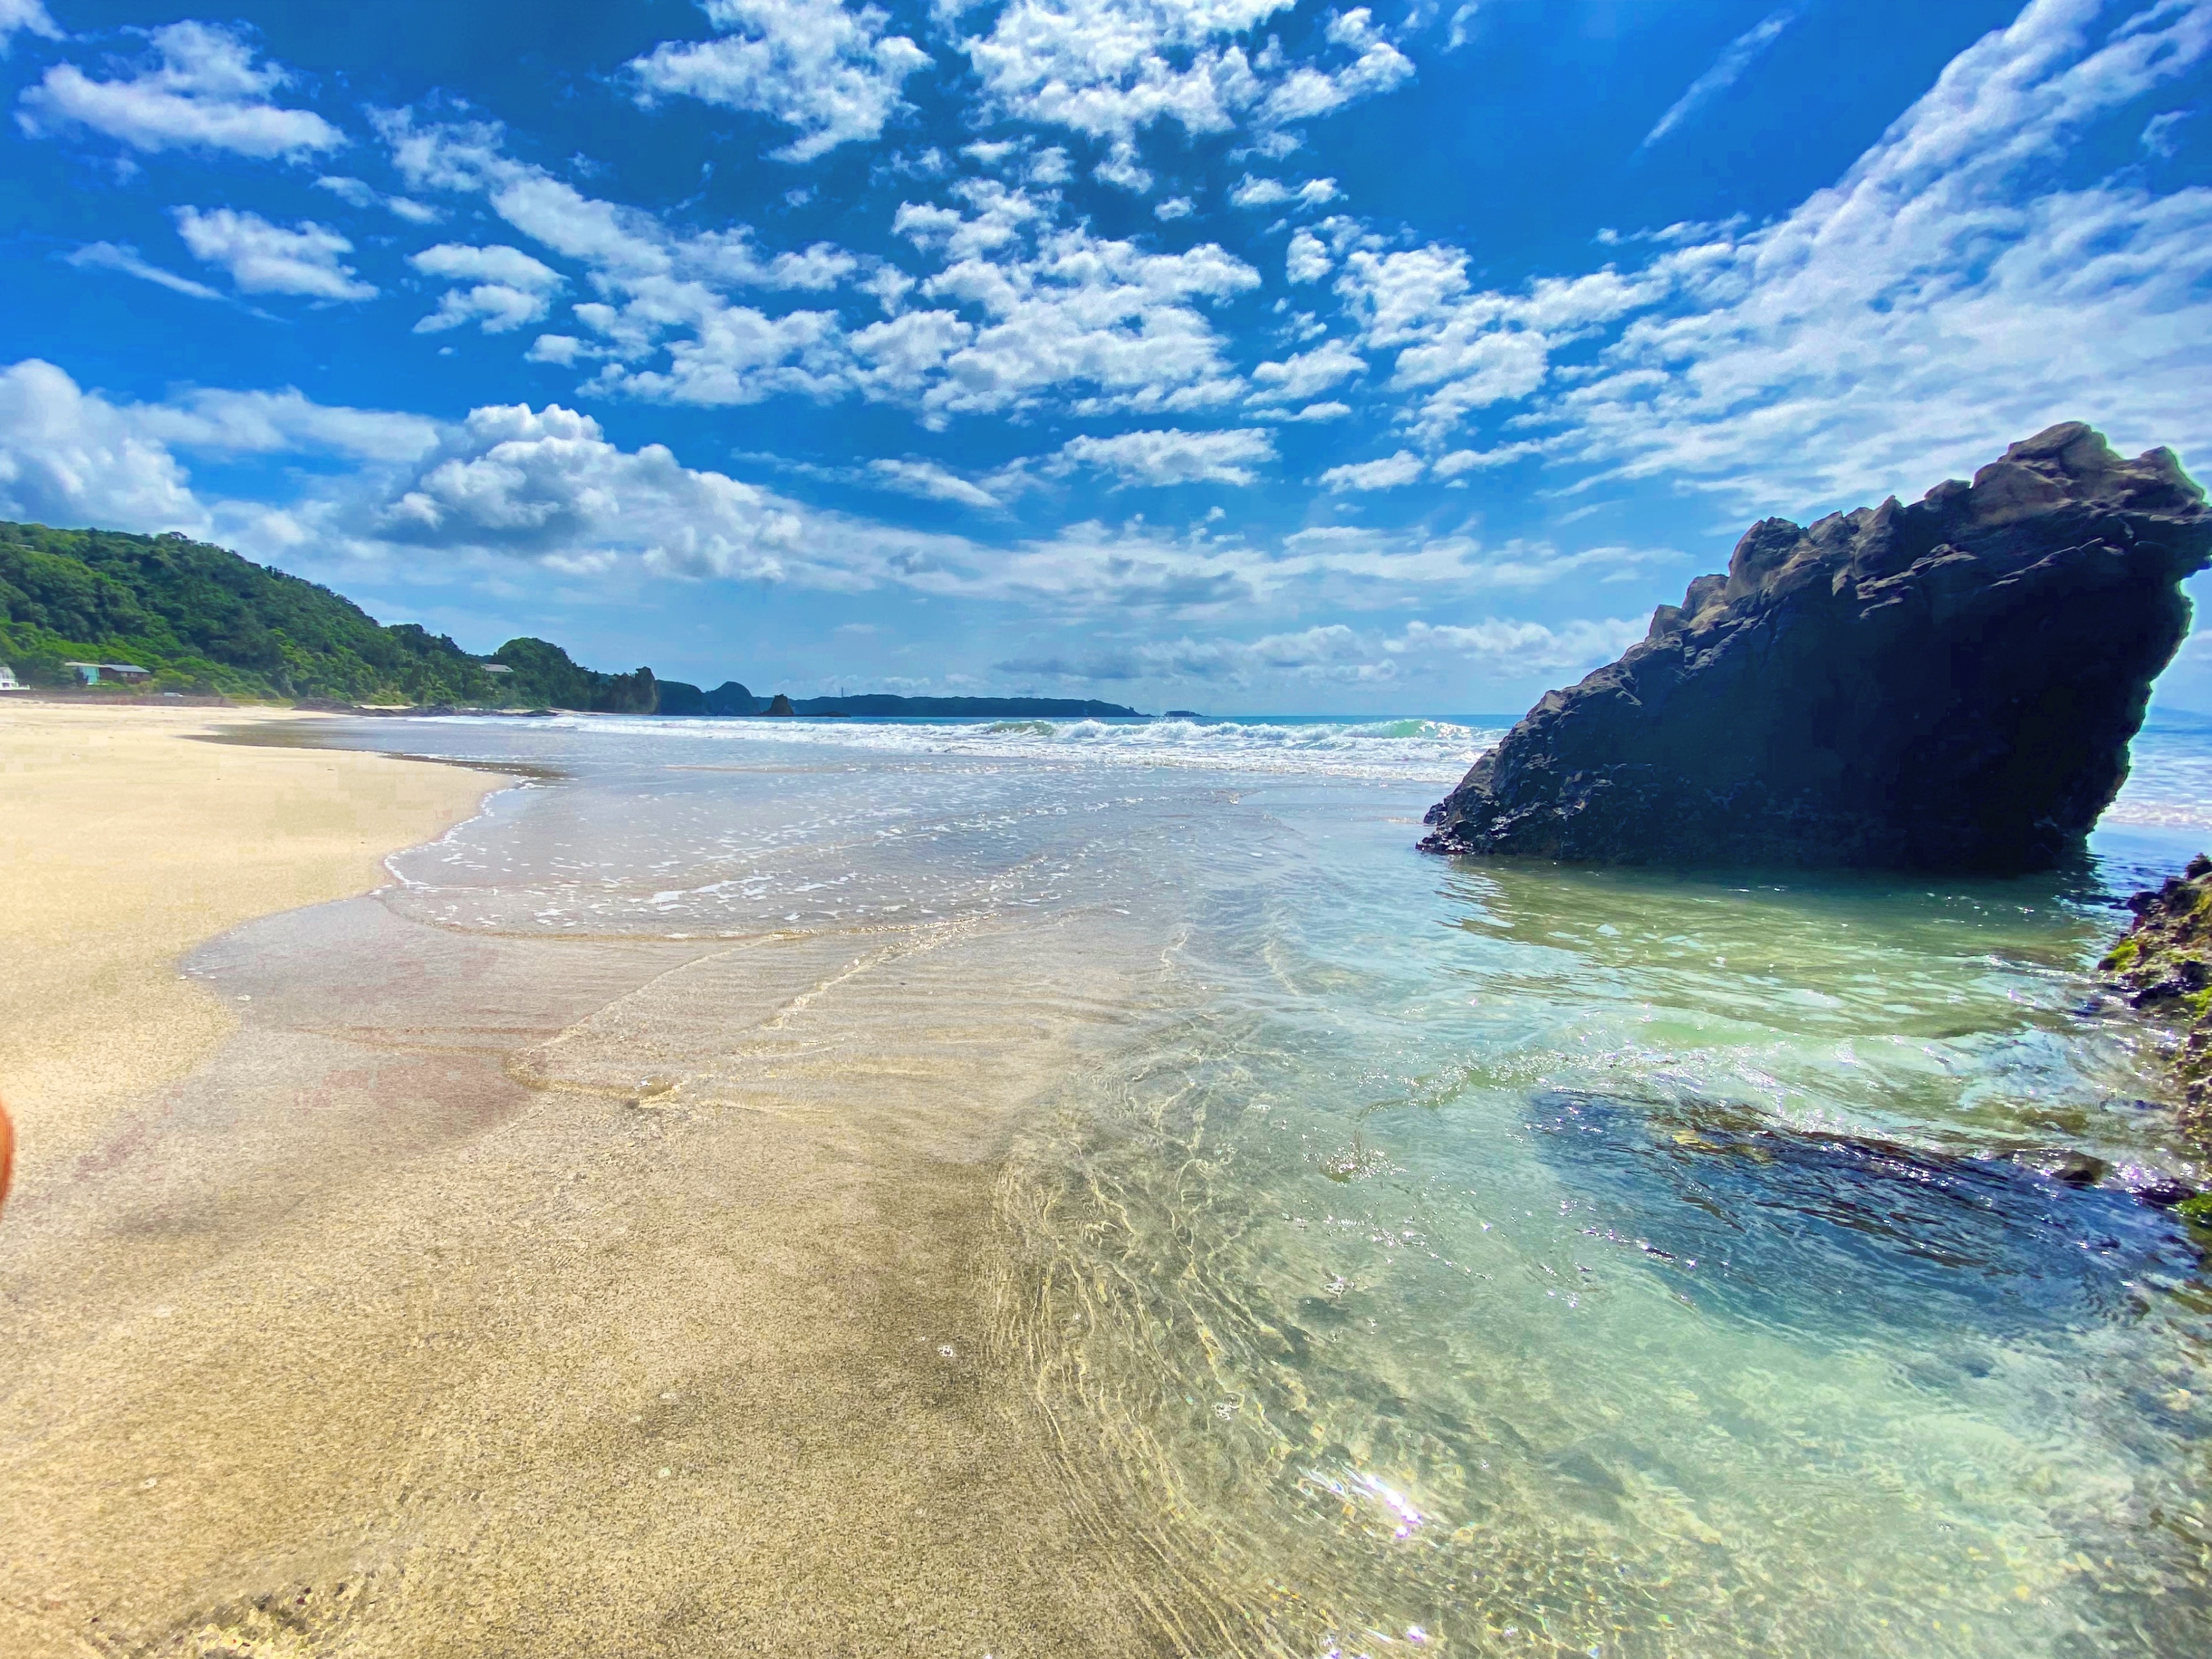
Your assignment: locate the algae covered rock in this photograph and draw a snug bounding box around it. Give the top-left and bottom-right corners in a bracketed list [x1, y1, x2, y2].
[2101, 854, 2212, 1144]
[1421, 424, 2212, 871]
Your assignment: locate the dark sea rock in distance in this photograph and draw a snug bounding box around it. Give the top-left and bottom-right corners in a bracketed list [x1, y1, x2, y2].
[1420, 424, 2212, 872]
[766, 692, 797, 716]
[653, 679, 708, 715]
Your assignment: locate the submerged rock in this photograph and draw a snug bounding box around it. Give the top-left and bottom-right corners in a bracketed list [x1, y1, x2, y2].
[2101, 854, 2212, 1148]
[1526, 1091, 2198, 1336]
[1422, 424, 2211, 871]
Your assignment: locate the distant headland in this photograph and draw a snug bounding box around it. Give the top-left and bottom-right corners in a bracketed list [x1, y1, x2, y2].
[0, 519, 1144, 718]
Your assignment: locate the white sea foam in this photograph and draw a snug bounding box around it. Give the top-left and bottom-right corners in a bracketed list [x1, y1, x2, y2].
[446, 713, 1505, 783]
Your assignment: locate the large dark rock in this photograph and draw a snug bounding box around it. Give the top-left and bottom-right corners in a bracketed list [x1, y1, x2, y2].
[1421, 424, 2211, 871]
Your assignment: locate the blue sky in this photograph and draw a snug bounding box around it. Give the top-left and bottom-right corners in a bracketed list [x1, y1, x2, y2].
[1, 0, 2207, 713]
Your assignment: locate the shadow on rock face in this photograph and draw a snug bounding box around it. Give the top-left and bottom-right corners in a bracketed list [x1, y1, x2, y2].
[1526, 1091, 2198, 1342]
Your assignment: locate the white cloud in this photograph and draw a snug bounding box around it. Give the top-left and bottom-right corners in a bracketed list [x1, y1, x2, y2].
[1434, 440, 1542, 475]
[957, 0, 1412, 147]
[410, 242, 564, 334]
[1249, 337, 1365, 403]
[0, 359, 204, 532]
[173, 207, 375, 301]
[868, 456, 1004, 507]
[17, 21, 345, 160]
[1286, 227, 1333, 283]
[1, 0, 59, 53]
[1155, 195, 1196, 220]
[1390, 615, 1648, 675]
[1289, 399, 1351, 421]
[316, 174, 440, 224]
[1006, 612, 1646, 687]
[1509, 0, 2212, 510]
[1229, 174, 1293, 207]
[2141, 108, 2192, 156]
[1261, 9, 1414, 123]
[1641, 7, 1798, 149]
[1055, 426, 1276, 486]
[380, 115, 1260, 424]
[370, 403, 809, 578]
[66, 241, 223, 301]
[1232, 172, 1345, 209]
[1321, 449, 1424, 490]
[629, 0, 928, 162]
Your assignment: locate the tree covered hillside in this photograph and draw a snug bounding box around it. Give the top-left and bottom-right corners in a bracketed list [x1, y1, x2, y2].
[0, 521, 655, 709]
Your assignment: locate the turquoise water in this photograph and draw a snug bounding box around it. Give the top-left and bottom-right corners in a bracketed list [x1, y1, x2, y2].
[317, 712, 2210, 1656]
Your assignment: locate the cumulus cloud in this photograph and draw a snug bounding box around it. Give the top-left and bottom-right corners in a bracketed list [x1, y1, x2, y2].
[630, 0, 928, 162]
[173, 207, 375, 301]
[0, 358, 205, 531]
[17, 21, 345, 159]
[958, 0, 1413, 147]
[1286, 227, 1333, 283]
[1054, 426, 1276, 486]
[410, 242, 564, 334]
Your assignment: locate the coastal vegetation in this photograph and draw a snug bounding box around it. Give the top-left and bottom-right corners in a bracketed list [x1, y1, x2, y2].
[0, 520, 1144, 719]
[0, 520, 650, 708]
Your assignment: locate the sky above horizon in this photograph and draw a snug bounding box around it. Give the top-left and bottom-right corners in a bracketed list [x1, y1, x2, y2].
[1, 0, 2208, 713]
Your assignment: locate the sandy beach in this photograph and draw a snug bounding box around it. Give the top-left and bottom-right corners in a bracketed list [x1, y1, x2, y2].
[0, 703, 504, 1194]
[0, 703, 1182, 1658]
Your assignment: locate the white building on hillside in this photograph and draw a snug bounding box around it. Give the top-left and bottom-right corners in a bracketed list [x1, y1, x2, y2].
[0, 664, 25, 691]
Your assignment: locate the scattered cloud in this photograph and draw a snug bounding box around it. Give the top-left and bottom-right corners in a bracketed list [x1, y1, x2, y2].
[66, 241, 223, 301]
[1249, 336, 1365, 404]
[1509, 0, 2212, 509]
[630, 0, 928, 162]
[173, 207, 374, 301]
[957, 0, 1412, 149]
[17, 21, 345, 160]
[1000, 611, 1645, 687]
[1054, 426, 1277, 486]
[0, 0, 59, 54]
[1321, 449, 1424, 490]
[317, 174, 440, 224]
[410, 242, 565, 334]
[1641, 7, 1799, 150]
[1286, 227, 1333, 283]
[868, 455, 1005, 507]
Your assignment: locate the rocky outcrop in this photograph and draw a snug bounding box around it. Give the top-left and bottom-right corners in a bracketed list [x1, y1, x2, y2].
[2102, 857, 2212, 1160]
[765, 692, 797, 716]
[1421, 424, 2211, 871]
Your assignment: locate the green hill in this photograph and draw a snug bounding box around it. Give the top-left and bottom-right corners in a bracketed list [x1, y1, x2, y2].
[0, 520, 653, 710]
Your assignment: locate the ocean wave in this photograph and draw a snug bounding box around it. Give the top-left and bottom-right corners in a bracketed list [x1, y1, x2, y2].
[444, 713, 1505, 782]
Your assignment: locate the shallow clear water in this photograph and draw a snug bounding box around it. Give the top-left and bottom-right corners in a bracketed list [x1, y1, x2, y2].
[309, 711, 2212, 1656]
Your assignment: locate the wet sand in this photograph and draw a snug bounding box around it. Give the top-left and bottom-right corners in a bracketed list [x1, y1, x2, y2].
[0, 703, 503, 1193]
[0, 708, 1189, 1656]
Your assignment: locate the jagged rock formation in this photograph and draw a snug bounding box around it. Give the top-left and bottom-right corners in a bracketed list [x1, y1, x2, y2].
[765, 692, 797, 716]
[1421, 424, 2211, 871]
[2102, 857, 2212, 1158]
